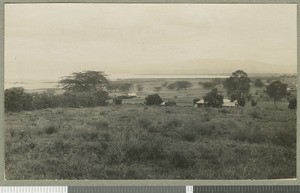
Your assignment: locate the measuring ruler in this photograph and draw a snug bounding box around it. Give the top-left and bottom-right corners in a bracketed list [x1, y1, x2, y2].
[1, 186, 300, 193]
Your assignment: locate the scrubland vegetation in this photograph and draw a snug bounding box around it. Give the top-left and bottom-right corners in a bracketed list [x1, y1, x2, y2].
[4, 70, 297, 179]
[5, 105, 296, 179]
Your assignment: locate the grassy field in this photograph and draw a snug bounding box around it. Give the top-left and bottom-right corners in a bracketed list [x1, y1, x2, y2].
[5, 104, 296, 180]
[110, 78, 215, 106]
[5, 77, 296, 180]
[109, 77, 295, 108]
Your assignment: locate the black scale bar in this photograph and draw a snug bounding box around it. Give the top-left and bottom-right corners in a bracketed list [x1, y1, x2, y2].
[69, 186, 300, 193]
[195, 186, 269, 193]
[69, 186, 185, 193]
[194, 186, 300, 193]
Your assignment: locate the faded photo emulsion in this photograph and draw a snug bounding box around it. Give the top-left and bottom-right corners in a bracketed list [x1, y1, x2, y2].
[4, 4, 297, 180]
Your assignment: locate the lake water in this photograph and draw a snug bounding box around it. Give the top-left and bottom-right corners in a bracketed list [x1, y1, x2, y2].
[5, 74, 229, 90]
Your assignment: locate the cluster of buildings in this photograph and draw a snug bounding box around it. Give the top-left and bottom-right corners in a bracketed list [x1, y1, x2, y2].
[195, 98, 238, 108]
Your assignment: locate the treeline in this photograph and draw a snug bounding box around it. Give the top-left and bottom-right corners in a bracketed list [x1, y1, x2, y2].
[194, 70, 297, 110]
[5, 87, 109, 112]
[5, 70, 297, 112]
[5, 71, 113, 112]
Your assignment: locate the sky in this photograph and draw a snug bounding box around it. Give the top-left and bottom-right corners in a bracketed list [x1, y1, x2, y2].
[4, 4, 297, 81]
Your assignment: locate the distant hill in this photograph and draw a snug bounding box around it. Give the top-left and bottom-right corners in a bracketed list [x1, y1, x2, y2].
[138, 59, 297, 75]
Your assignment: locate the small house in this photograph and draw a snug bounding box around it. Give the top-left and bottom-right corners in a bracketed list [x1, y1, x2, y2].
[195, 99, 205, 108]
[222, 99, 237, 107]
[161, 101, 176, 106]
[127, 93, 137, 97]
[195, 98, 237, 108]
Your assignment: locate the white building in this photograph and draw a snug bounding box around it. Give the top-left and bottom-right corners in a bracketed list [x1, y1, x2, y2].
[195, 98, 237, 108]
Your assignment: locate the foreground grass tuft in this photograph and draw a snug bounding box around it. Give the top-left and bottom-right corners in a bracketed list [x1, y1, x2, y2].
[44, 125, 59, 135]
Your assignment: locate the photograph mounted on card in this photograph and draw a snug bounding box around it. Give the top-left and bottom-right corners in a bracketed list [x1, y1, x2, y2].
[4, 3, 297, 180]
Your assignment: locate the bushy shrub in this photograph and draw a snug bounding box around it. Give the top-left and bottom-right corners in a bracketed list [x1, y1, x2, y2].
[237, 97, 246, 107]
[83, 90, 109, 106]
[251, 99, 257, 108]
[250, 111, 260, 119]
[44, 125, 59, 135]
[113, 97, 122, 105]
[167, 81, 192, 90]
[5, 87, 34, 112]
[31, 92, 59, 109]
[165, 101, 176, 106]
[77, 91, 108, 107]
[253, 78, 264, 87]
[203, 88, 223, 108]
[202, 82, 216, 89]
[5, 87, 110, 112]
[288, 98, 296, 109]
[144, 94, 163, 106]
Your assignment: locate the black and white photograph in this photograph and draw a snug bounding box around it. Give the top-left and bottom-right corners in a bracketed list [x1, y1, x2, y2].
[4, 3, 297, 180]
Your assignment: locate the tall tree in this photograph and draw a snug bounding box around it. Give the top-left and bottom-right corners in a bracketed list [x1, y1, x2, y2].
[203, 88, 224, 108]
[167, 81, 192, 91]
[266, 80, 287, 109]
[201, 81, 216, 89]
[177, 81, 192, 90]
[136, 84, 144, 92]
[58, 71, 109, 92]
[145, 94, 163, 106]
[119, 83, 133, 94]
[161, 82, 168, 87]
[223, 70, 251, 106]
[154, 86, 162, 92]
[253, 78, 264, 87]
[107, 81, 120, 92]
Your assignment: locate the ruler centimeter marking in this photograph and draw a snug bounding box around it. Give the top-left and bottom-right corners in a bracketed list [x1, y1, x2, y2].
[1, 185, 300, 193]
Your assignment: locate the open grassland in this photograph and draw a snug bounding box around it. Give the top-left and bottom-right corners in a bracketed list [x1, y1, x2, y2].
[109, 77, 295, 109]
[110, 78, 223, 106]
[5, 104, 296, 180]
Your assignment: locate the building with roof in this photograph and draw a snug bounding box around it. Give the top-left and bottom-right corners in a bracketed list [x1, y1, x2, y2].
[195, 98, 237, 108]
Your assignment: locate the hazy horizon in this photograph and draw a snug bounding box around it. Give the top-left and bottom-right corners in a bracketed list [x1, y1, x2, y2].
[5, 4, 297, 81]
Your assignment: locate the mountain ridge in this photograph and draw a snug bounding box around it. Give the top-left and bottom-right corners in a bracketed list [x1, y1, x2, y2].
[135, 59, 297, 75]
